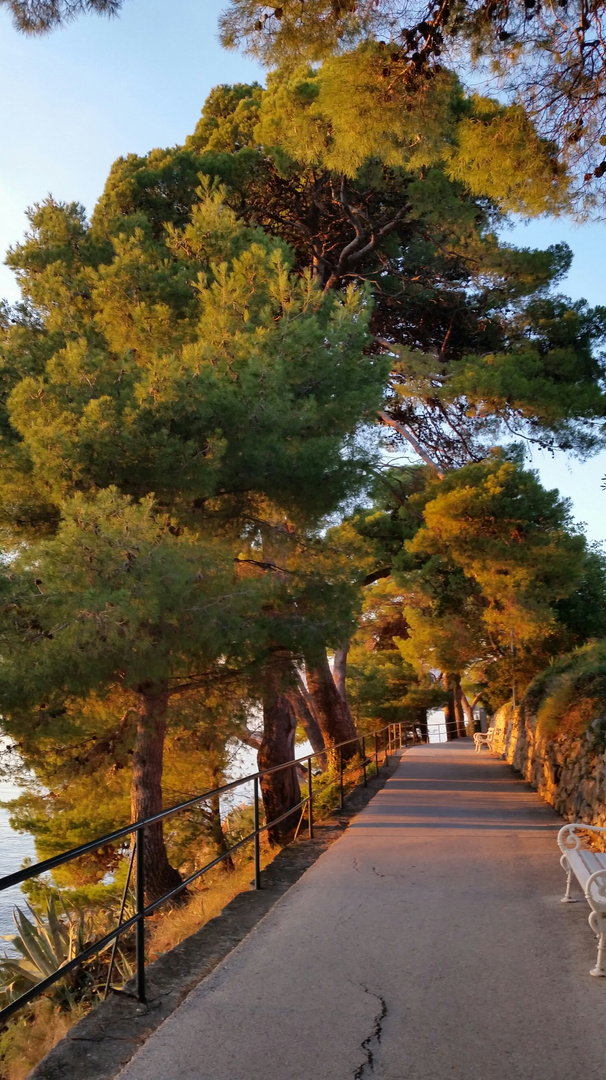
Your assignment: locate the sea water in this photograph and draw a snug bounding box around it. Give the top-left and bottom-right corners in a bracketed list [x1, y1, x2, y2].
[0, 777, 36, 946]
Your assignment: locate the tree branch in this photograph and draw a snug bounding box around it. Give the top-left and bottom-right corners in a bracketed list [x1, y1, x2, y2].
[377, 411, 445, 477]
[362, 567, 392, 586]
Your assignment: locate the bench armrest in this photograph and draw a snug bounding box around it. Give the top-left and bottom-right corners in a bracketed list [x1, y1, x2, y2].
[586, 869, 606, 914]
[558, 823, 606, 855]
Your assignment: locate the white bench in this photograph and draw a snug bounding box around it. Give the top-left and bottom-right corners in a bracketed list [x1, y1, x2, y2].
[557, 823, 606, 976]
[473, 728, 495, 753]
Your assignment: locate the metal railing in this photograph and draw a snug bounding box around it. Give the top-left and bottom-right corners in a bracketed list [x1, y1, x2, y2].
[0, 722, 413, 1025]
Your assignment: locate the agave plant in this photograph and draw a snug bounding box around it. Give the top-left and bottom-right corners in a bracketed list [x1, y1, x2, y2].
[0, 898, 96, 1009]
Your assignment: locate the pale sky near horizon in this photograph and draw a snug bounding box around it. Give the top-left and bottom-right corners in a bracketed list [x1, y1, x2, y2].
[1, 0, 604, 542]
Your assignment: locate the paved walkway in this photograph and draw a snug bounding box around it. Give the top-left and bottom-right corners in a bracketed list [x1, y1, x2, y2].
[118, 742, 605, 1080]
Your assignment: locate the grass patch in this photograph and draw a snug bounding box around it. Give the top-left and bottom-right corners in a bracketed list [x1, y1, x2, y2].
[0, 998, 88, 1080]
[525, 640, 606, 740]
[146, 846, 277, 960]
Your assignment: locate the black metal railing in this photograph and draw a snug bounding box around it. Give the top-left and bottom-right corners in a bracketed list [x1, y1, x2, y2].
[0, 722, 413, 1025]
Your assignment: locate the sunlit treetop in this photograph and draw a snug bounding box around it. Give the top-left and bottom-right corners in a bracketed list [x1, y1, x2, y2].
[253, 53, 569, 214]
[219, 0, 606, 204]
[5, 0, 606, 202]
[3, 70, 606, 502]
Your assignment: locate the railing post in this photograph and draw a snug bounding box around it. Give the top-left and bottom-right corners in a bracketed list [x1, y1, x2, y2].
[104, 842, 136, 1000]
[339, 746, 344, 810]
[135, 827, 146, 1005]
[374, 731, 379, 773]
[307, 757, 314, 839]
[362, 735, 367, 787]
[253, 776, 261, 890]
[399, 722, 403, 749]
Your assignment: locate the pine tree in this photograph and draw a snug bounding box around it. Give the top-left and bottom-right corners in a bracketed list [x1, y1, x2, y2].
[180, 78, 606, 468]
[0, 184, 386, 891]
[0, 490, 262, 900]
[220, 1, 606, 201]
[394, 453, 595, 714]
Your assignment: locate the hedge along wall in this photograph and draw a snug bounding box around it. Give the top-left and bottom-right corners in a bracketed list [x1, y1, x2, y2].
[489, 642, 606, 841]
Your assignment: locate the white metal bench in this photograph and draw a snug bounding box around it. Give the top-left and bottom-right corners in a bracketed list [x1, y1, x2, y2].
[557, 823, 606, 976]
[473, 728, 495, 753]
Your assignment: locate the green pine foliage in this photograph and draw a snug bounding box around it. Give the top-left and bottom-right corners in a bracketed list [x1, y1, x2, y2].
[2, 182, 385, 537]
[392, 454, 602, 704]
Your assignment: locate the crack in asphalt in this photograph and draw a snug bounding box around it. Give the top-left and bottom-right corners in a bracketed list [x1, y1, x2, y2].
[353, 985, 388, 1079]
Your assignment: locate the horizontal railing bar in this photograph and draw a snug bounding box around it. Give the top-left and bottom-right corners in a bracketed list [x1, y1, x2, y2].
[0, 728, 409, 1025]
[0, 798, 315, 1024]
[0, 908, 141, 1025]
[0, 724, 406, 892]
[142, 827, 261, 914]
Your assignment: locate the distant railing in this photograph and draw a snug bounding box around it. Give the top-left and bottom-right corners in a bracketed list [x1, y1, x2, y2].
[0, 722, 414, 1024]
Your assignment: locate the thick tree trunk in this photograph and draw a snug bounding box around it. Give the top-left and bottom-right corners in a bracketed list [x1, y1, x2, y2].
[305, 649, 359, 761]
[258, 654, 301, 845]
[132, 686, 183, 906]
[461, 691, 483, 732]
[332, 642, 350, 701]
[452, 675, 467, 738]
[443, 674, 458, 741]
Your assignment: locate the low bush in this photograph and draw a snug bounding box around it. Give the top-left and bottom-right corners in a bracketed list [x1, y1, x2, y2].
[524, 640, 606, 739]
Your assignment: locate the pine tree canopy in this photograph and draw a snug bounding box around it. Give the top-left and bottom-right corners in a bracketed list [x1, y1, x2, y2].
[364, 452, 605, 704]
[220, 1, 606, 202]
[8, 0, 606, 201]
[1, 180, 386, 541]
[9, 72, 598, 481]
[0, 0, 120, 34]
[0, 488, 257, 709]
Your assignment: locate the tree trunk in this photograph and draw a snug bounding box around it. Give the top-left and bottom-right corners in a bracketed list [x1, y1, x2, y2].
[209, 792, 234, 872]
[305, 649, 359, 761]
[207, 758, 234, 872]
[461, 691, 484, 732]
[132, 686, 183, 906]
[258, 654, 301, 845]
[284, 683, 327, 768]
[452, 675, 467, 738]
[460, 690, 476, 733]
[332, 642, 350, 701]
[415, 707, 428, 743]
[443, 674, 458, 741]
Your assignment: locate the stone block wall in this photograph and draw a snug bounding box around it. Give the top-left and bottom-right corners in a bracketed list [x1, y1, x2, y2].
[490, 702, 606, 833]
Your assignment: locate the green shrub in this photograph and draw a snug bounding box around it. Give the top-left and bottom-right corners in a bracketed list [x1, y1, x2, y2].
[525, 640, 606, 739]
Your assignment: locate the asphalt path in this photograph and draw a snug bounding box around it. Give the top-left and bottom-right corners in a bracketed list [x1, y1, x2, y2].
[117, 741, 606, 1080]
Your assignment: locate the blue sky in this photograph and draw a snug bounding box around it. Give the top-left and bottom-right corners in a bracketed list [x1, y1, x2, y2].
[1, 0, 604, 541]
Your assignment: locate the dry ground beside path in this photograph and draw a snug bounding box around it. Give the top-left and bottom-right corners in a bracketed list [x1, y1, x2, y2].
[117, 742, 606, 1080]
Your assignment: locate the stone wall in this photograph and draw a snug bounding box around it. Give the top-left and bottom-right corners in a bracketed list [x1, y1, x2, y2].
[490, 701, 606, 832]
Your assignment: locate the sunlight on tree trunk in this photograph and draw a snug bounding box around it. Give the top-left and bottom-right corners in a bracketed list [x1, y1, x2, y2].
[305, 649, 359, 761]
[452, 676, 467, 739]
[285, 683, 326, 765]
[332, 642, 350, 701]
